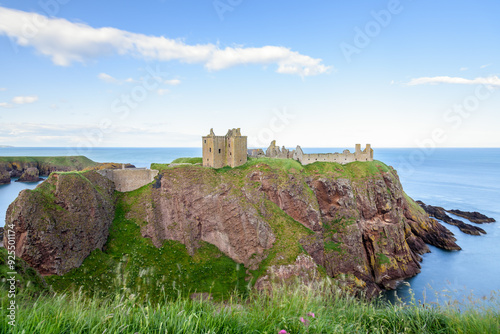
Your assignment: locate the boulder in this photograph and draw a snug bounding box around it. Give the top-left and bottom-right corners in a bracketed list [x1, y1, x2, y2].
[17, 167, 43, 182]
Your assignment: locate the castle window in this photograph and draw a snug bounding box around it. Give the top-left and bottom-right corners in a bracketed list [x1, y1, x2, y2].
[219, 149, 221, 154]
[229, 143, 230, 148]
[204, 140, 206, 143]
[230, 152, 232, 156]
[209, 148, 211, 152]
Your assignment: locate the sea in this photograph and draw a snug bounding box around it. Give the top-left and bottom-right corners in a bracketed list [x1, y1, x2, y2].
[1, 147, 499, 306]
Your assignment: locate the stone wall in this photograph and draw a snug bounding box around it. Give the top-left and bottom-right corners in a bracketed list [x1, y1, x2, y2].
[258, 141, 373, 165]
[97, 168, 159, 192]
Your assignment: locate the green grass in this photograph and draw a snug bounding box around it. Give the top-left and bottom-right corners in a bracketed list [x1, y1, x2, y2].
[171, 157, 203, 164]
[45, 192, 247, 302]
[1, 278, 498, 333]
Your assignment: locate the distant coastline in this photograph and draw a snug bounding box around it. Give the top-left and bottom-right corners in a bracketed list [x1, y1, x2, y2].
[0, 145, 13, 148]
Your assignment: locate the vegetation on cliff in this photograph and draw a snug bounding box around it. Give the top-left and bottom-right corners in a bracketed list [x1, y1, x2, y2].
[4, 171, 115, 275]
[0, 156, 98, 171]
[46, 189, 247, 301]
[0, 156, 100, 184]
[7, 157, 458, 303]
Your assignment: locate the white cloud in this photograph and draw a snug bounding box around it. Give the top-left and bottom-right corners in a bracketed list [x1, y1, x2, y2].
[0, 87, 6, 91]
[480, 63, 492, 69]
[98, 73, 120, 84]
[459, 67, 468, 71]
[12, 95, 38, 104]
[164, 79, 181, 86]
[0, 102, 12, 108]
[157, 88, 170, 96]
[0, 7, 331, 76]
[406, 76, 500, 86]
[98, 73, 137, 84]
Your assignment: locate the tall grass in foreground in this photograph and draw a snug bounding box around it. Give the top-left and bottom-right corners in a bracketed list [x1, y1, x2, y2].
[1, 279, 499, 334]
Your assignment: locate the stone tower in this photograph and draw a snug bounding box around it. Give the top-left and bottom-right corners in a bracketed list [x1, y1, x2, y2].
[202, 128, 247, 168]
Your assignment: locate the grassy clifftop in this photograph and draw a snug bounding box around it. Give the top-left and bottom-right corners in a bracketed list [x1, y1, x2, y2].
[0, 156, 98, 168]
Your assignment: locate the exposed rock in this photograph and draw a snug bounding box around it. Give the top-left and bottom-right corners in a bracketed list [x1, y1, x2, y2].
[254, 254, 321, 291]
[301, 167, 460, 297]
[416, 201, 486, 236]
[17, 167, 43, 182]
[0, 169, 10, 184]
[4, 171, 115, 275]
[125, 161, 460, 296]
[446, 209, 496, 224]
[6, 159, 462, 297]
[139, 167, 276, 270]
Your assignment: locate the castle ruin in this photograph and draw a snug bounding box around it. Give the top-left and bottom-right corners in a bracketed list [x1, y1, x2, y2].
[248, 140, 374, 165]
[202, 128, 248, 168]
[204, 128, 373, 168]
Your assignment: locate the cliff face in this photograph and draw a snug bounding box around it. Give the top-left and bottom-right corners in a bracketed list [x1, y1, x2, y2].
[5, 158, 460, 297]
[0, 156, 99, 183]
[0, 169, 10, 185]
[4, 171, 115, 275]
[125, 160, 459, 296]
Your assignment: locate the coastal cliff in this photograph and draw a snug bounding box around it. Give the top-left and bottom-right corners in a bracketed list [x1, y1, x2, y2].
[4, 158, 460, 298]
[4, 171, 115, 275]
[0, 156, 99, 184]
[135, 159, 459, 296]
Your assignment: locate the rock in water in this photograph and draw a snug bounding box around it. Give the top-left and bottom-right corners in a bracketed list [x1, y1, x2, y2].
[0, 169, 10, 184]
[416, 201, 486, 236]
[446, 209, 496, 224]
[17, 167, 43, 182]
[4, 171, 115, 275]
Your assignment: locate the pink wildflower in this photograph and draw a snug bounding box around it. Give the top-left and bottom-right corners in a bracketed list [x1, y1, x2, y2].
[278, 330, 288, 334]
[300, 317, 306, 324]
[307, 312, 315, 318]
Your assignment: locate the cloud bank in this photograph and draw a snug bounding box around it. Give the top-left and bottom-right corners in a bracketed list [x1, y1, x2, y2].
[407, 76, 500, 86]
[0, 7, 331, 76]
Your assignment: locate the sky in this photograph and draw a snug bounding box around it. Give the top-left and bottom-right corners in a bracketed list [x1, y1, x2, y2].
[0, 0, 499, 148]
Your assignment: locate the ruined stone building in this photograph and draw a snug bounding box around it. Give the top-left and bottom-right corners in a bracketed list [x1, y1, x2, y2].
[248, 140, 374, 165]
[202, 128, 248, 168]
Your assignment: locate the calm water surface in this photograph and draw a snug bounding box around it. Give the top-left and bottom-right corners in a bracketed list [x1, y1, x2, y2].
[1, 147, 499, 305]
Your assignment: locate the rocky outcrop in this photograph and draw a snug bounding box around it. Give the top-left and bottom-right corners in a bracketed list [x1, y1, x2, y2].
[0, 169, 10, 184]
[6, 158, 462, 297]
[124, 161, 460, 297]
[4, 171, 115, 275]
[447, 209, 496, 224]
[138, 167, 276, 270]
[17, 167, 43, 182]
[417, 201, 486, 236]
[0, 156, 99, 179]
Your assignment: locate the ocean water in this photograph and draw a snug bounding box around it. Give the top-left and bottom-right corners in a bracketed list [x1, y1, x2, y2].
[1, 147, 499, 305]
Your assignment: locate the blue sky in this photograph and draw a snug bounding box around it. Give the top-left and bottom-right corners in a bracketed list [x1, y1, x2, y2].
[0, 0, 499, 148]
